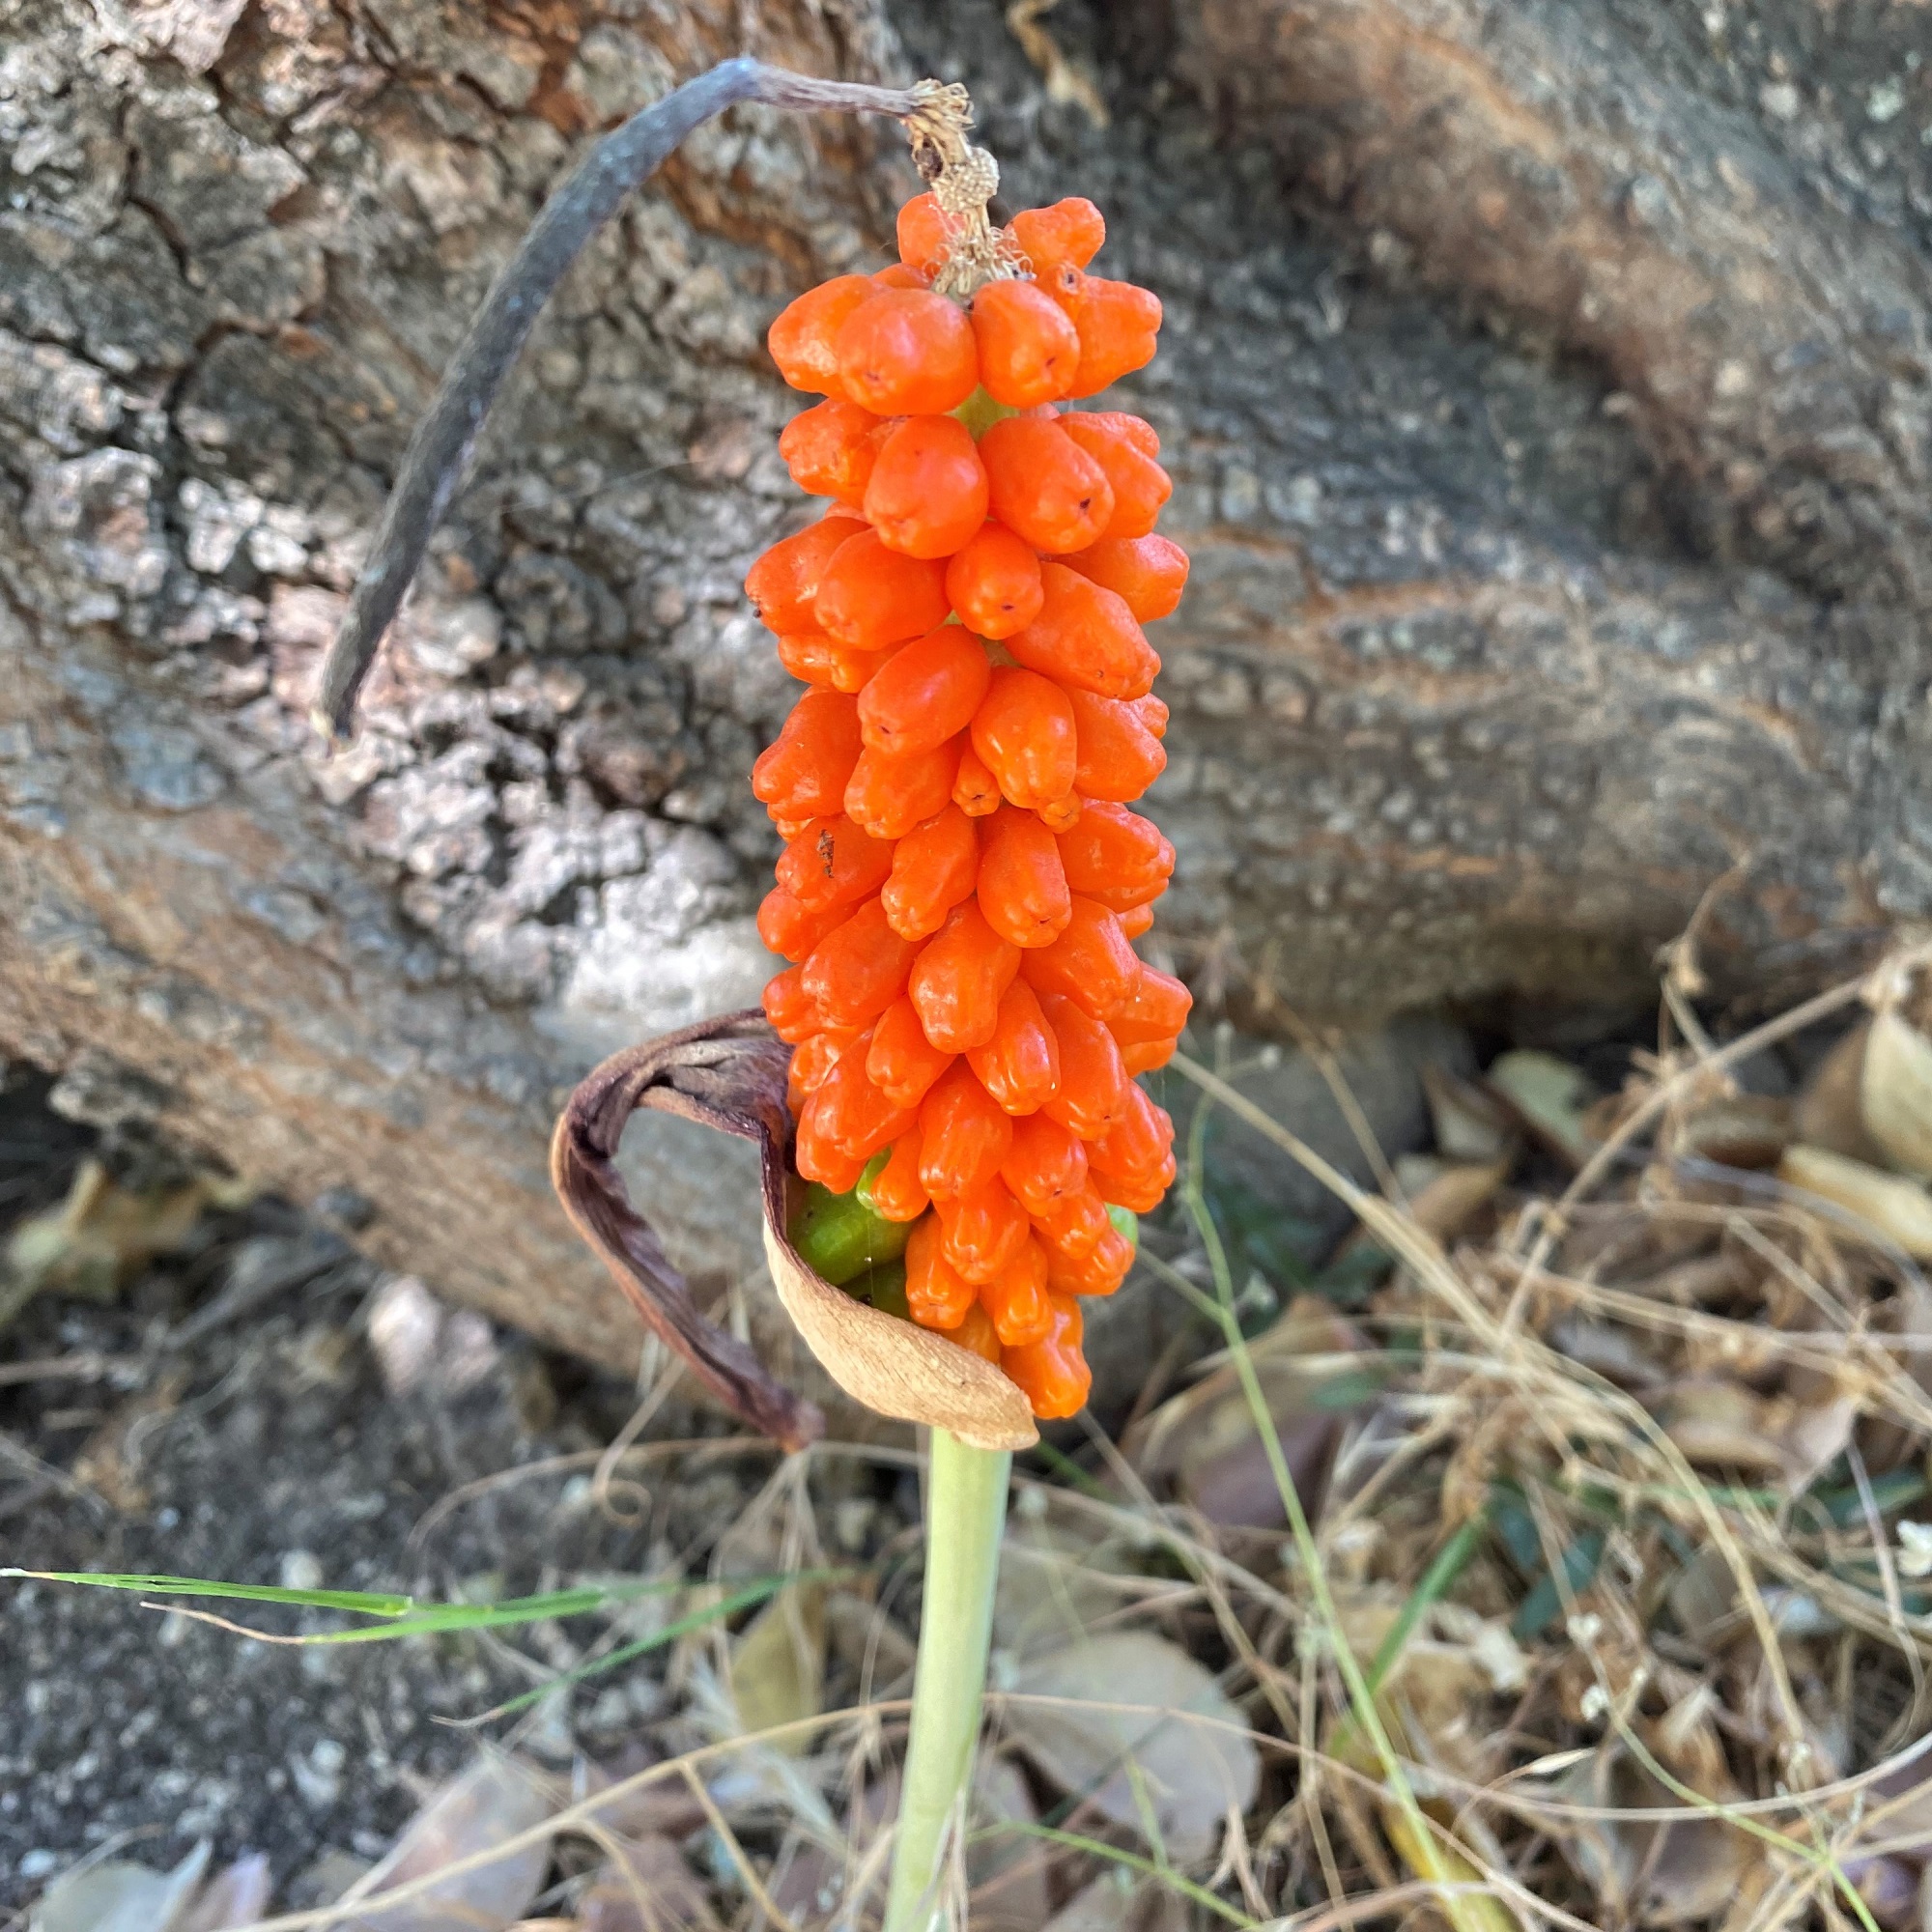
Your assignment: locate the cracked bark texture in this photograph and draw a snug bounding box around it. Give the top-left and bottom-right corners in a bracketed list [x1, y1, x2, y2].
[2, 0, 1928, 1380]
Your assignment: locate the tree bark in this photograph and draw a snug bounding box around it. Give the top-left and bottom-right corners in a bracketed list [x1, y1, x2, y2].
[3, 0, 1926, 1376]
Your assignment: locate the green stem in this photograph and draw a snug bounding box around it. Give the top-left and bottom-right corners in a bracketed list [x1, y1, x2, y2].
[884, 1428, 1010, 1932]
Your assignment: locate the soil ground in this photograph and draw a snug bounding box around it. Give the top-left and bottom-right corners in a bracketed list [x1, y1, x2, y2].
[0, 1069, 918, 1918]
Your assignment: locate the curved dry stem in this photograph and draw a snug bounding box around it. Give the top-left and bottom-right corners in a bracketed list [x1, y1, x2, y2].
[313, 59, 952, 742]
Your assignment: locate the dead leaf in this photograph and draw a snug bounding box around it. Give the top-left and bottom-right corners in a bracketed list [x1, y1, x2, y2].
[1863, 1009, 1932, 1179]
[1404, 1158, 1511, 1241]
[970, 1751, 1054, 1932]
[577, 1834, 719, 1932]
[4, 1157, 239, 1328]
[727, 1582, 825, 1752]
[1008, 1630, 1260, 1861]
[1127, 1294, 1369, 1527]
[1776, 1144, 1932, 1257]
[336, 1754, 554, 1930]
[32, 1840, 211, 1932]
[1795, 1022, 1883, 1163]
[1485, 1051, 1597, 1166]
[1422, 1062, 1519, 1163]
[1043, 1869, 1188, 1931]
[176, 1853, 271, 1932]
[1671, 1094, 1792, 1169]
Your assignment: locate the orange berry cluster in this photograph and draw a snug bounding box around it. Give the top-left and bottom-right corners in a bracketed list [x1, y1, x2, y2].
[752, 192, 1190, 1420]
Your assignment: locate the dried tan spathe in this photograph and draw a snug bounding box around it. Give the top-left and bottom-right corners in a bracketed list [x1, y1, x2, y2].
[553, 1010, 1036, 1452]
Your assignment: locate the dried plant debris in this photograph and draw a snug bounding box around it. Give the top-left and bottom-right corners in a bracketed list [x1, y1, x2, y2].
[27, 949, 1932, 1927]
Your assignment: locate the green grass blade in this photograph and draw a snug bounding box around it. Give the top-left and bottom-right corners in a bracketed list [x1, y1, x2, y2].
[471, 1570, 846, 1722]
[1, 1569, 415, 1616]
[0, 1567, 795, 1645]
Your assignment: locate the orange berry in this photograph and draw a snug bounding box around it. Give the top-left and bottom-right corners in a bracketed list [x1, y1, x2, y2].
[774, 629, 895, 693]
[979, 415, 1114, 555]
[967, 978, 1062, 1115]
[1021, 897, 1143, 1020]
[1133, 694, 1170, 739]
[763, 964, 817, 1043]
[864, 415, 990, 557]
[769, 275, 875, 395]
[1066, 687, 1168, 803]
[977, 808, 1073, 951]
[867, 1129, 932, 1222]
[787, 1026, 857, 1106]
[1045, 1226, 1136, 1296]
[752, 689, 863, 823]
[906, 1214, 977, 1329]
[813, 528, 952, 650]
[1115, 963, 1193, 1038]
[980, 1236, 1053, 1346]
[1093, 1161, 1174, 1214]
[1068, 278, 1162, 396]
[836, 289, 979, 416]
[945, 525, 1045, 639]
[897, 192, 952, 278]
[938, 1177, 1030, 1284]
[779, 398, 894, 503]
[1007, 562, 1157, 699]
[811, 1035, 917, 1160]
[1037, 1182, 1112, 1260]
[1033, 257, 1089, 323]
[1001, 1111, 1090, 1217]
[1060, 534, 1188, 624]
[952, 741, 1004, 817]
[1000, 1292, 1090, 1417]
[918, 1062, 1014, 1198]
[939, 1299, 1003, 1364]
[860, 626, 992, 756]
[746, 515, 867, 634]
[971, 667, 1078, 812]
[776, 813, 895, 912]
[1089, 1081, 1175, 1187]
[1116, 906, 1158, 948]
[844, 736, 962, 840]
[1059, 413, 1171, 539]
[758, 884, 850, 962]
[801, 896, 918, 1029]
[1056, 801, 1174, 910]
[793, 1092, 868, 1191]
[908, 900, 1020, 1053]
[971, 279, 1081, 408]
[1036, 992, 1131, 1139]
[1009, 198, 1106, 273]
[882, 805, 980, 942]
[867, 995, 956, 1109]
[871, 262, 928, 290]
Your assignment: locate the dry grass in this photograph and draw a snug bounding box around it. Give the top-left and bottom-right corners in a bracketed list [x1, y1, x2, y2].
[24, 950, 1932, 1931]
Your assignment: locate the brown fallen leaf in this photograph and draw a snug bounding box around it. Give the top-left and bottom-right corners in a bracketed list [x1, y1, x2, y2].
[576, 1833, 720, 1932]
[336, 1754, 554, 1931]
[970, 1750, 1054, 1932]
[1485, 1050, 1597, 1167]
[1007, 1630, 1260, 1861]
[1863, 1008, 1932, 1180]
[1795, 1021, 1883, 1163]
[727, 1581, 826, 1754]
[1776, 1144, 1932, 1257]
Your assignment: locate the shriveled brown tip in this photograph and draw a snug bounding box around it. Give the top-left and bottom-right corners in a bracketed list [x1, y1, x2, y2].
[551, 1010, 1037, 1450]
[551, 1011, 824, 1451]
